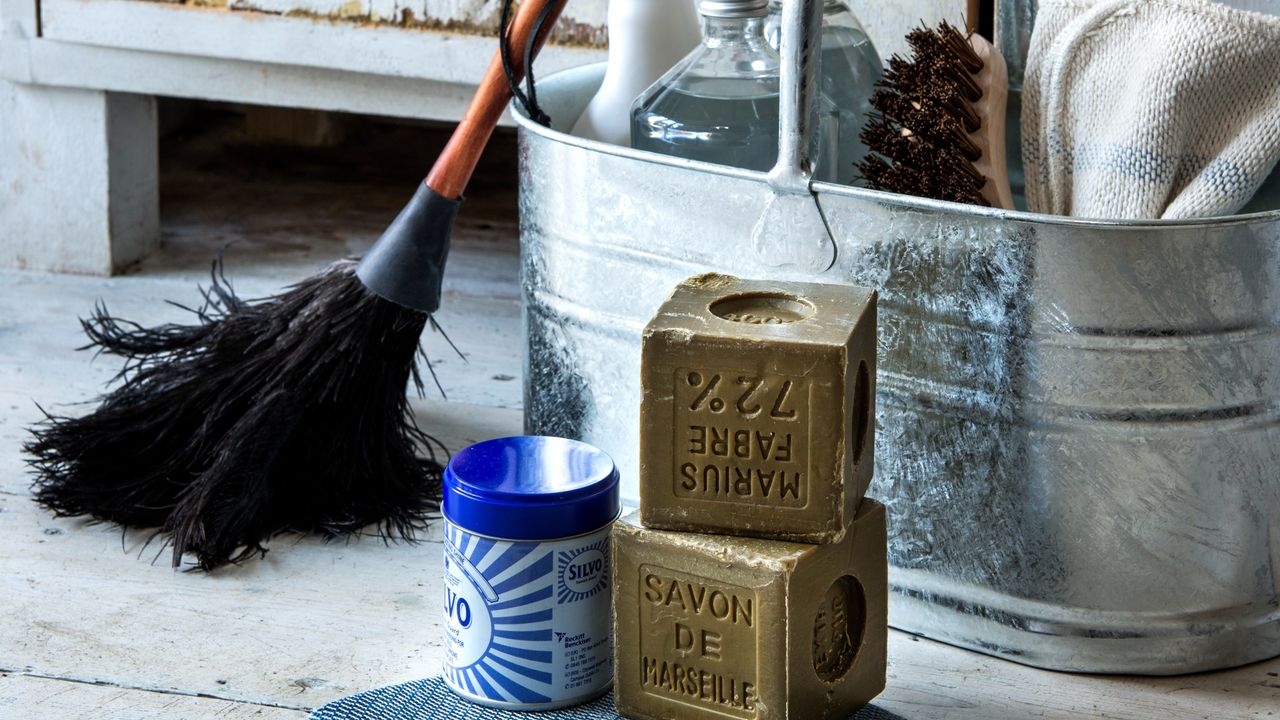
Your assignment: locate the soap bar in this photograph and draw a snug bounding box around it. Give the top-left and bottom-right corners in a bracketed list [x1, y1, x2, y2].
[640, 273, 877, 543]
[612, 500, 887, 720]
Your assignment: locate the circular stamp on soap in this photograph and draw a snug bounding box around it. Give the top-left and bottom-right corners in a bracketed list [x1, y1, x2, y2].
[709, 292, 816, 325]
[812, 575, 867, 683]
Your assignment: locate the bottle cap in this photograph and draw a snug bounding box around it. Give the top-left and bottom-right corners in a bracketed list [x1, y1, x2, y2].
[444, 436, 620, 541]
[700, 0, 769, 18]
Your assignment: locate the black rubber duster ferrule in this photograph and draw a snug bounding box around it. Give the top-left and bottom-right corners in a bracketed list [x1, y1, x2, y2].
[357, 182, 461, 314]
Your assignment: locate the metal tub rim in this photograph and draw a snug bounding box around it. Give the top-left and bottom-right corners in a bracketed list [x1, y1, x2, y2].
[512, 63, 1280, 233]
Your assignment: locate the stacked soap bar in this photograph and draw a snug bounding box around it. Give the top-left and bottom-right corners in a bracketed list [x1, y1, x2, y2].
[613, 504, 886, 720]
[614, 274, 886, 720]
[639, 273, 877, 543]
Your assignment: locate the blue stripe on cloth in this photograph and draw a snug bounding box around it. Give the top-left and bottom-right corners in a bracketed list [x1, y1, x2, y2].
[309, 676, 906, 720]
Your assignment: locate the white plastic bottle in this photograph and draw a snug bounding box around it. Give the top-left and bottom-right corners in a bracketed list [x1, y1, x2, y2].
[572, 0, 701, 145]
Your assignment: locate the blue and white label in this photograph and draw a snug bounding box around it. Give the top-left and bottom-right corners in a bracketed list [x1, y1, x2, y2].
[558, 540, 609, 602]
[443, 521, 613, 709]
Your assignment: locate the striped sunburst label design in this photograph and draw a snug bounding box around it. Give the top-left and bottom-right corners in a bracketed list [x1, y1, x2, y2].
[443, 521, 613, 709]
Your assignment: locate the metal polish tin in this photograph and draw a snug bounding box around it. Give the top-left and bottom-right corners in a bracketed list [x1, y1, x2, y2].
[442, 436, 620, 710]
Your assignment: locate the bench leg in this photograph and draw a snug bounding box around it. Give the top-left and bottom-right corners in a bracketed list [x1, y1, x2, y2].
[0, 80, 159, 275]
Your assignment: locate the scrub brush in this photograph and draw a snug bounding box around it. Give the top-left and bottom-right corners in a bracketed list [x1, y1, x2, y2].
[858, 21, 1013, 209]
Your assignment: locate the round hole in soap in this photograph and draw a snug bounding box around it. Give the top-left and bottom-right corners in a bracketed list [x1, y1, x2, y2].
[812, 574, 866, 683]
[851, 360, 871, 468]
[708, 292, 816, 325]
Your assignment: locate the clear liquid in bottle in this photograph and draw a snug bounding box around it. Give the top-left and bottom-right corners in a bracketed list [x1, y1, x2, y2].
[766, 0, 883, 183]
[633, 77, 781, 172]
[631, 2, 835, 175]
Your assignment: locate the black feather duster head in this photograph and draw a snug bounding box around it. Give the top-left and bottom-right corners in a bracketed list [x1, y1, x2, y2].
[25, 259, 446, 571]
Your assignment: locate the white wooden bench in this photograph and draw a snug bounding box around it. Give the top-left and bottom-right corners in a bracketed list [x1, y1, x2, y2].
[0, 0, 606, 275]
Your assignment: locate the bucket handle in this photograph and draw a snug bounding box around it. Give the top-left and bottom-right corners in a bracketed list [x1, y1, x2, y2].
[750, 0, 840, 274]
[770, 0, 823, 196]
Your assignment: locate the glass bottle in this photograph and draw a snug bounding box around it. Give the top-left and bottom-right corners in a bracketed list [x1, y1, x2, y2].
[572, 0, 701, 146]
[766, 0, 883, 184]
[632, 0, 821, 174]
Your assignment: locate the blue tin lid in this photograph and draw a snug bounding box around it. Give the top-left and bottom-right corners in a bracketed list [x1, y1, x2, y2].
[443, 436, 620, 541]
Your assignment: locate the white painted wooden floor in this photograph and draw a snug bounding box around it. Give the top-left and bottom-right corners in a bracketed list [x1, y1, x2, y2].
[2, 115, 1278, 719]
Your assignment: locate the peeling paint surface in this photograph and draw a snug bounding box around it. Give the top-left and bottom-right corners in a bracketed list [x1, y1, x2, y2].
[122, 1, 973, 62]
[135, 0, 608, 46]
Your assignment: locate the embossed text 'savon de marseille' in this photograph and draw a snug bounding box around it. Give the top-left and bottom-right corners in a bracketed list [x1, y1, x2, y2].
[612, 501, 889, 720]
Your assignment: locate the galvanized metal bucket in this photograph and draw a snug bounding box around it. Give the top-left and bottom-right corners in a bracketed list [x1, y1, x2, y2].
[514, 0, 1280, 674]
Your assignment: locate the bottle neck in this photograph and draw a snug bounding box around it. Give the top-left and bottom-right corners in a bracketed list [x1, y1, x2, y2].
[701, 15, 767, 47]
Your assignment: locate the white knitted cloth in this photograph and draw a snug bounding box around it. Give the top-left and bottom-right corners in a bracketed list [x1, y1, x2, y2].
[1022, 0, 1280, 219]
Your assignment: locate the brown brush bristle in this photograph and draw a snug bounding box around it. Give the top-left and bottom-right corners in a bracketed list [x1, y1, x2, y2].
[858, 20, 990, 206]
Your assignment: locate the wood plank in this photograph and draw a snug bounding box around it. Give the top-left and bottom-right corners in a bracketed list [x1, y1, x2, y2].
[0, 673, 307, 720]
[883, 634, 1280, 720]
[4, 471, 1277, 720]
[0, 269, 523, 419]
[8, 0, 602, 123]
[39, 0, 602, 86]
[11, 40, 520, 123]
[230, 0, 608, 44]
[0, 0, 39, 38]
[0, 401, 521, 712]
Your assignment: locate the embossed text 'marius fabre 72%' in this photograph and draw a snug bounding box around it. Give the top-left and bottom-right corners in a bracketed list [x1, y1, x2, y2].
[640, 274, 877, 543]
[675, 369, 809, 505]
[612, 502, 888, 720]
